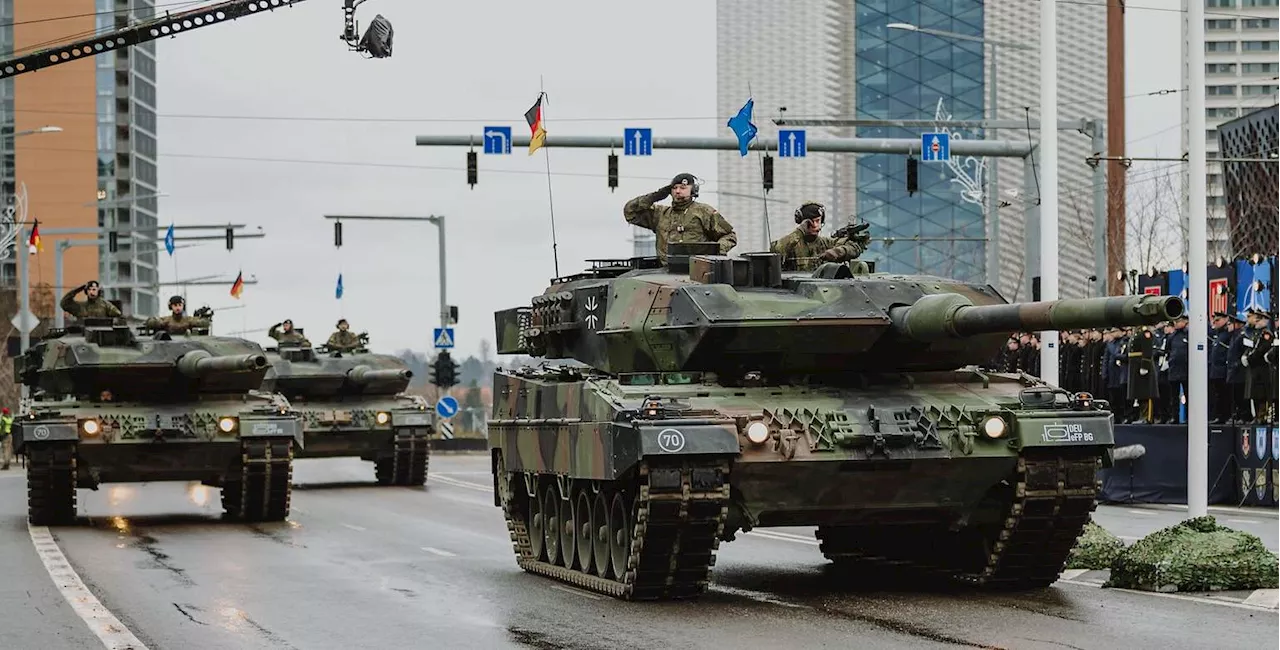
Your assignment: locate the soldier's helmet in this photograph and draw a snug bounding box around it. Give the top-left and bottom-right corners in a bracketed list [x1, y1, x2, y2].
[670, 172, 699, 198]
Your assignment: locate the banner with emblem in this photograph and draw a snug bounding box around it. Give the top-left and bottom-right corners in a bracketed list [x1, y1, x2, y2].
[1255, 468, 1267, 501]
[1256, 426, 1269, 461]
[1207, 261, 1235, 316]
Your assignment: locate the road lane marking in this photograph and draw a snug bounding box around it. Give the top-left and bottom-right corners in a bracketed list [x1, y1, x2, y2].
[341, 523, 367, 532]
[1224, 518, 1258, 526]
[29, 525, 151, 650]
[429, 475, 491, 493]
[708, 585, 806, 608]
[1123, 509, 1157, 516]
[745, 530, 820, 546]
[549, 585, 602, 600]
[421, 547, 456, 557]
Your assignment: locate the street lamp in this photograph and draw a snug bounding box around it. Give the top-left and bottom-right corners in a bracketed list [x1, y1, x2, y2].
[886, 23, 1034, 294]
[13, 125, 62, 137]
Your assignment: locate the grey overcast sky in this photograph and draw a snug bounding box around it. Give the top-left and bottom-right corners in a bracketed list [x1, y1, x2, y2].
[153, 0, 1185, 360]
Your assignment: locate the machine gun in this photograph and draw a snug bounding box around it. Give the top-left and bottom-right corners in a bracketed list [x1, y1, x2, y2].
[831, 221, 871, 244]
[0, 0, 392, 84]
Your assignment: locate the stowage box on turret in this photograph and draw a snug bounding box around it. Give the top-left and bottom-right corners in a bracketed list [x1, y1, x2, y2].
[486, 243, 1184, 600]
[13, 317, 304, 525]
[261, 334, 432, 486]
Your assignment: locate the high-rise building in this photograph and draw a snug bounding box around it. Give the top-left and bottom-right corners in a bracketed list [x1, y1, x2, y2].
[1218, 104, 1278, 256]
[716, 1, 1108, 300]
[1, 0, 161, 320]
[1182, 0, 1279, 260]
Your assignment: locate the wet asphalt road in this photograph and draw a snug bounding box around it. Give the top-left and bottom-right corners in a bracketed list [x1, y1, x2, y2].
[0, 454, 1276, 650]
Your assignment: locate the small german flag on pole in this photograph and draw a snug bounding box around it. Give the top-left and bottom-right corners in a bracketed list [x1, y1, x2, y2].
[27, 219, 41, 255]
[525, 92, 547, 155]
[229, 271, 244, 299]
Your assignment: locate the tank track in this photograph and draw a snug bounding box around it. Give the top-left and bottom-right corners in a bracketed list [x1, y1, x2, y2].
[816, 447, 1101, 589]
[374, 432, 429, 486]
[222, 438, 294, 522]
[26, 443, 78, 526]
[500, 458, 731, 600]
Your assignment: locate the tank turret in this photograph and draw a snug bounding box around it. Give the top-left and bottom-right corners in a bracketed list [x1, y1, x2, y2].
[18, 318, 279, 401]
[493, 245, 1184, 378]
[261, 342, 414, 398]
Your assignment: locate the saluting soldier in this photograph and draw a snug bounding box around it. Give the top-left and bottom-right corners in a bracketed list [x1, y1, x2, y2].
[623, 172, 737, 262]
[60, 280, 121, 320]
[269, 319, 310, 346]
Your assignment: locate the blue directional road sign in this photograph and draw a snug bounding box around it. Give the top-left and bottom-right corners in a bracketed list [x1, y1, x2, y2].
[623, 128, 652, 156]
[921, 132, 950, 162]
[436, 395, 460, 419]
[778, 129, 807, 157]
[483, 126, 512, 155]
[433, 327, 455, 349]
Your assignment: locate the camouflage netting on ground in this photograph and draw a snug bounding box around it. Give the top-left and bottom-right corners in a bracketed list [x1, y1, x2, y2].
[1105, 515, 1280, 592]
[1065, 520, 1125, 570]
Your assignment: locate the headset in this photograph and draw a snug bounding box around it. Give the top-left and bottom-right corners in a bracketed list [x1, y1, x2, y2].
[794, 201, 825, 224]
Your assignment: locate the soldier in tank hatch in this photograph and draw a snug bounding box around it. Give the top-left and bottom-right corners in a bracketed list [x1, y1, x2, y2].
[269, 319, 310, 346]
[143, 295, 211, 335]
[769, 201, 870, 272]
[60, 280, 121, 321]
[623, 172, 737, 262]
[326, 319, 363, 352]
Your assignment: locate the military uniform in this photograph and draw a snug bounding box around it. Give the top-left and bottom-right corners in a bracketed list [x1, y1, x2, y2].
[60, 284, 121, 320]
[269, 322, 310, 346]
[326, 329, 362, 352]
[144, 314, 210, 335]
[769, 227, 865, 271]
[623, 174, 737, 262]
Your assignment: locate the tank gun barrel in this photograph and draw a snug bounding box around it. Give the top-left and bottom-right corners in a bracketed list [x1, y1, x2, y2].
[176, 350, 269, 376]
[345, 365, 412, 385]
[890, 293, 1184, 342]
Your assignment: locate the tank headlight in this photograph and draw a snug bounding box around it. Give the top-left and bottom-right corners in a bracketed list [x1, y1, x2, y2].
[218, 416, 238, 433]
[80, 419, 101, 436]
[376, 411, 391, 425]
[745, 421, 770, 445]
[981, 416, 1007, 439]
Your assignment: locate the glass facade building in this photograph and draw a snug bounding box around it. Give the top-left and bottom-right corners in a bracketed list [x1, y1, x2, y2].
[0, 0, 14, 287]
[853, 1, 986, 283]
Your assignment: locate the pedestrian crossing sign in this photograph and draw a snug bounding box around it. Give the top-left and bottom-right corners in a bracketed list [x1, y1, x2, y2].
[433, 327, 455, 349]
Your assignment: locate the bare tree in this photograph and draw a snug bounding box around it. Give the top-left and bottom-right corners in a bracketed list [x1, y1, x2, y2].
[1123, 169, 1186, 273]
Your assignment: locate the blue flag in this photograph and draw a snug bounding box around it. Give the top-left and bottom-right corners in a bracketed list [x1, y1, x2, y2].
[726, 98, 757, 157]
[335, 273, 344, 299]
[164, 224, 175, 256]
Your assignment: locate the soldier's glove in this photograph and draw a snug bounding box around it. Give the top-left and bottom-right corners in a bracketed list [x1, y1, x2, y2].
[819, 248, 841, 262]
[646, 185, 671, 202]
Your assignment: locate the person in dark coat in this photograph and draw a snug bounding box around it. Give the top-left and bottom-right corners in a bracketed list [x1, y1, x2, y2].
[1208, 312, 1232, 423]
[1226, 314, 1249, 423]
[1164, 316, 1189, 424]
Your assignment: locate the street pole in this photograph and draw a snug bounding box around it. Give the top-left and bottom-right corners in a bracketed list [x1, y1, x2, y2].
[322, 214, 451, 341]
[1186, 0, 1209, 519]
[416, 134, 1033, 158]
[988, 42, 1001, 294]
[1090, 121, 1108, 297]
[1039, 0, 1061, 388]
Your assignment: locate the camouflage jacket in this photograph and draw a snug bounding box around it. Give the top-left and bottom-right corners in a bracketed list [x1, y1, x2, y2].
[623, 194, 737, 261]
[60, 288, 122, 320]
[326, 329, 361, 351]
[769, 226, 864, 271]
[143, 314, 211, 335]
[269, 324, 310, 346]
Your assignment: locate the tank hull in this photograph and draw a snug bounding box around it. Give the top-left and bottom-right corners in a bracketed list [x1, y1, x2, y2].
[488, 368, 1111, 600]
[289, 400, 432, 486]
[16, 399, 303, 525]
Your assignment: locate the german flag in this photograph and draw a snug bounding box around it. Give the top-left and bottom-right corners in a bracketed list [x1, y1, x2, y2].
[27, 219, 41, 255]
[525, 93, 546, 155]
[229, 271, 244, 299]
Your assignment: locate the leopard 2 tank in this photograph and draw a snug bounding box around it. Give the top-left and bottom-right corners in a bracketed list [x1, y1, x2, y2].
[260, 335, 431, 486]
[13, 317, 303, 525]
[486, 242, 1184, 600]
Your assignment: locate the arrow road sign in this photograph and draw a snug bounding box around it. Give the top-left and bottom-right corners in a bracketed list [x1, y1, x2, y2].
[439, 421, 454, 440]
[436, 395, 460, 419]
[623, 128, 652, 156]
[778, 129, 806, 157]
[483, 126, 512, 155]
[433, 327, 455, 349]
[921, 132, 950, 162]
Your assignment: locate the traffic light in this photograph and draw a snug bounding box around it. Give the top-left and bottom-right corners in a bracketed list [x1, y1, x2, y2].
[906, 155, 918, 196]
[108, 231, 118, 253]
[607, 153, 618, 192]
[431, 351, 459, 388]
[225, 227, 234, 250]
[334, 220, 343, 248]
[762, 154, 774, 191]
[466, 151, 477, 188]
